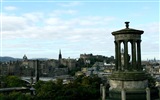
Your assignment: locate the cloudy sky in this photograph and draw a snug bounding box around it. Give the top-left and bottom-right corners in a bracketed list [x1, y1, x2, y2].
[0, 0, 159, 60]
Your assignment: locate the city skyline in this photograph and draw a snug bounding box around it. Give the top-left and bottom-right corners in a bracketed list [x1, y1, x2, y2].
[0, 0, 159, 60]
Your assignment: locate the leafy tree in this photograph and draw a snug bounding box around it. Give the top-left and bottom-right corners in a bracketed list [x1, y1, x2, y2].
[68, 67, 81, 76]
[77, 58, 85, 67]
[56, 78, 63, 85]
[34, 75, 102, 100]
[59, 64, 67, 68]
[82, 76, 90, 86]
[147, 74, 156, 88]
[34, 80, 45, 90]
[0, 92, 32, 100]
[0, 75, 26, 87]
[0, 93, 7, 100]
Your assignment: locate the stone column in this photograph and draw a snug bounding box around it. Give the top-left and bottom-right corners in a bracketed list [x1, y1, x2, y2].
[124, 40, 128, 70]
[158, 87, 160, 99]
[35, 60, 39, 82]
[114, 41, 118, 70]
[121, 88, 126, 100]
[30, 77, 33, 85]
[102, 85, 106, 100]
[100, 84, 103, 96]
[117, 41, 121, 70]
[30, 87, 36, 95]
[132, 40, 136, 70]
[137, 40, 142, 70]
[146, 87, 151, 100]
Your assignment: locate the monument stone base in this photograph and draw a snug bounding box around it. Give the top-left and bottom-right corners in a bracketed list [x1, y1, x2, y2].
[108, 71, 148, 100]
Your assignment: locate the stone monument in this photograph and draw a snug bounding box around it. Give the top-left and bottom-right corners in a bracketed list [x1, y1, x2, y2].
[108, 22, 148, 100]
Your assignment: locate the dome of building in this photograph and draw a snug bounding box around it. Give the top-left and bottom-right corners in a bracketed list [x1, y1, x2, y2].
[23, 54, 28, 61]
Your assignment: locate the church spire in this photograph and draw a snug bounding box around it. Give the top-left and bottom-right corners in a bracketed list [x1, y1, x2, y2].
[58, 49, 62, 67]
[59, 49, 62, 60]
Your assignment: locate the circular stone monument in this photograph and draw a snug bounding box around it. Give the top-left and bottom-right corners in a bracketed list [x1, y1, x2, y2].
[108, 22, 148, 100]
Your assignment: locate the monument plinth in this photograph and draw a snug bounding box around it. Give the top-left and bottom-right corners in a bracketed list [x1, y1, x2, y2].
[109, 22, 148, 100]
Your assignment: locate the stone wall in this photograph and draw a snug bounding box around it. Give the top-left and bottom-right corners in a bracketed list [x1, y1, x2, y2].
[109, 80, 148, 90]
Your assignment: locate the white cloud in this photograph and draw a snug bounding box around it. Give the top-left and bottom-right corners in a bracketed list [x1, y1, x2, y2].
[1, 11, 115, 41]
[141, 22, 159, 34]
[49, 9, 77, 17]
[4, 6, 17, 11]
[22, 12, 44, 23]
[58, 2, 81, 7]
[1, 8, 159, 59]
[1, 11, 116, 58]
[139, 22, 160, 60]
[44, 17, 61, 25]
[2, 14, 29, 31]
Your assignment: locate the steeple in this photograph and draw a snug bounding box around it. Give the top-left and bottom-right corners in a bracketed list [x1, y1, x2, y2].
[59, 49, 62, 60]
[58, 49, 62, 67]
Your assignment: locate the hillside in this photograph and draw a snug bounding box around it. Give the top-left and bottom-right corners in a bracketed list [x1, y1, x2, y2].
[0, 56, 20, 62]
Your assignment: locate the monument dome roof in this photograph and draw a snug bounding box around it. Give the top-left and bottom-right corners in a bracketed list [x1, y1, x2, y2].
[112, 22, 144, 35]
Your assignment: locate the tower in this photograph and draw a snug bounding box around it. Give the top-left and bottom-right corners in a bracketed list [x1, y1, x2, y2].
[58, 49, 62, 66]
[35, 60, 39, 82]
[108, 22, 148, 100]
[59, 49, 62, 60]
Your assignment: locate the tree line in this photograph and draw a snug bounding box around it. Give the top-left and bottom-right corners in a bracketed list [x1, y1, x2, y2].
[0, 75, 102, 100]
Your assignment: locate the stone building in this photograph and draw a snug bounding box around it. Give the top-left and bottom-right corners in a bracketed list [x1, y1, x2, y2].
[60, 58, 77, 70]
[58, 50, 77, 70]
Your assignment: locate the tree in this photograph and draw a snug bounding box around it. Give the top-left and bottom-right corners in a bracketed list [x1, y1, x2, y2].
[0, 92, 32, 100]
[56, 78, 63, 85]
[1, 75, 26, 87]
[33, 75, 102, 100]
